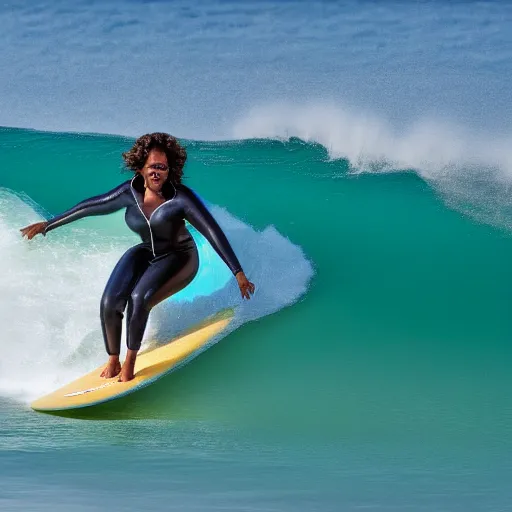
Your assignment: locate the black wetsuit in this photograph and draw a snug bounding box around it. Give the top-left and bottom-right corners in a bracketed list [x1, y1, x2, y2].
[44, 174, 243, 355]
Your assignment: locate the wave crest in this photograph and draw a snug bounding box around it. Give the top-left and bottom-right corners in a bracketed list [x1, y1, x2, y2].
[233, 103, 512, 229]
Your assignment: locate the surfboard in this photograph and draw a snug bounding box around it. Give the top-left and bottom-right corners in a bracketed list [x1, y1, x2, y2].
[31, 309, 234, 412]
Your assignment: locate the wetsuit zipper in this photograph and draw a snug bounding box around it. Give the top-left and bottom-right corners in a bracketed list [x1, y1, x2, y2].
[131, 189, 176, 257]
[131, 188, 156, 256]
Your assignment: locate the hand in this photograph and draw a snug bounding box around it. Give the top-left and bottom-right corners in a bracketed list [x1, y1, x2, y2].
[20, 221, 48, 240]
[236, 271, 255, 300]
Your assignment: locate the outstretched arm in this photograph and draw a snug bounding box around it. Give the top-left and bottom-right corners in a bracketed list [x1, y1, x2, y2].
[20, 181, 132, 239]
[181, 185, 255, 298]
[44, 181, 131, 234]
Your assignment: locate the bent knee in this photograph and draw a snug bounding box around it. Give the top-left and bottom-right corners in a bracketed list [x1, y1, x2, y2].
[101, 294, 127, 316]
[130, 290, 154, 313]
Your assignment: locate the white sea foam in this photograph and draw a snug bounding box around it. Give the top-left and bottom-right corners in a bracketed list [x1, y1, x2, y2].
[233, 103, 512, 229]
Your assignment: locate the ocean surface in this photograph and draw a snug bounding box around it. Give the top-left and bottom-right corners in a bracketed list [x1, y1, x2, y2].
[1, 1, 512, 510]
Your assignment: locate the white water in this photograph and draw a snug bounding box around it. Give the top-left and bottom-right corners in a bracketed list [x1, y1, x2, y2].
[234, 103, 512, 229]
[233, 103, 512, 176]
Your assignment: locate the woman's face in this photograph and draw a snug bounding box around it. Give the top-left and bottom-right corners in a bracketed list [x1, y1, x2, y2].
[139, 148, 169, 194]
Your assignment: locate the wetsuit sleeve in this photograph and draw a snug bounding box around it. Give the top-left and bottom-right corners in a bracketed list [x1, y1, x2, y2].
[180, 185, 243, 276]
[44, 181, 132, 234]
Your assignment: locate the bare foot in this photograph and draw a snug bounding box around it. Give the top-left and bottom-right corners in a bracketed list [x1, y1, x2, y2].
[100, 356, 121, 378]
[118, 361, 135, 382]
[118, 349, 138, 382]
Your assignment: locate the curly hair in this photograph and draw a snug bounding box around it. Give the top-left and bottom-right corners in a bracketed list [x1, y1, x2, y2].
[122, 132, 187, 185]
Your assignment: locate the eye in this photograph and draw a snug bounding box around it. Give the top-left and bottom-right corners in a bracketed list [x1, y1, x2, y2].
[149, 164, 169, 171]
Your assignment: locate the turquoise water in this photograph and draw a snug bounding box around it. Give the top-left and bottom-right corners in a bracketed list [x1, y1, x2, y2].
[2, 0, 512, 510]
[2, 127, 512, 510]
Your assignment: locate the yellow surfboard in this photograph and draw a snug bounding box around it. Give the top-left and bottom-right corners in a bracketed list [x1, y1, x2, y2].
[31, 309, 234, 412]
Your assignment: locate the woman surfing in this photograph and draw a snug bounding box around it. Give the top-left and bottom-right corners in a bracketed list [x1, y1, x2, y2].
[20, 133, 255, 382]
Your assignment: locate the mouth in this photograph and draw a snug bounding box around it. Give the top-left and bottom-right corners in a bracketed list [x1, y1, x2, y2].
[149, 175, 162, 185]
